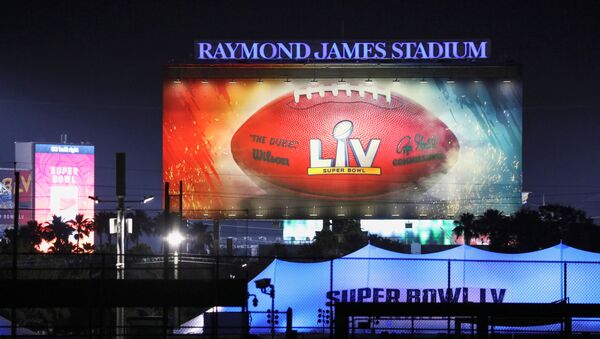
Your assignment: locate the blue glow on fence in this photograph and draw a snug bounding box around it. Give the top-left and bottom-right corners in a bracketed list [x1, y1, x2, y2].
[180, 244, 600, 335]
[243, 244, 600, 334]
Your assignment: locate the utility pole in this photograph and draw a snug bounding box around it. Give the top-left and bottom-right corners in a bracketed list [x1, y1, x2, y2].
[85, 155, 153, 338]
[115, 153, 126, 339]
[173, 180, 183, 330]
[12, 171, 19, 278]
[213, 219, 220, 256]
[11, 170, 20, 337]
[163, 181, 170, 337]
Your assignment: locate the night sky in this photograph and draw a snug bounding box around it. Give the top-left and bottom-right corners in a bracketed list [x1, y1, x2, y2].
[1, 1, 599, 218]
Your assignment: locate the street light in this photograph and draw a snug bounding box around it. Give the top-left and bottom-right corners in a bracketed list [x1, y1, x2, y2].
[87, 194, 155, 270]
[142, 195, 155, 204]
[88, 195, 154, 205]
[166, 230, 185, 248]
[166, 229, 184, 331]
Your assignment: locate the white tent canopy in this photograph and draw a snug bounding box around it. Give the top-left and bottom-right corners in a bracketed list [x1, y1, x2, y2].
[181, 243, 600, 334]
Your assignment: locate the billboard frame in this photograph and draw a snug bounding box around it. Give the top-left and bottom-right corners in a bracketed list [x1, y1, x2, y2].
[163, 63, 522, 220]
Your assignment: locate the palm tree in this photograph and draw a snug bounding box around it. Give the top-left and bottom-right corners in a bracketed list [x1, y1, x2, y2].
[93, 211, 115, 246]
[18, 220, 38, 252]
[453, 213, 477, 245]
[187, 221, 213, 254]
[479, 209, 514, 250]
[67, 214, 94, 252]
[130, 209, 155, 246]
[34, 215, 75, 253]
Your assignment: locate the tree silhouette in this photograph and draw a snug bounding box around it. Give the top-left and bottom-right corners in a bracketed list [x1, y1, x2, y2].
[187, 221, 213, 254]
[311, 219, 367, 257]
[67, 214, 94, 253]
[93, 211, 115, 246]
[35, 216, 75, 253]
[453, 212, 477, 245]
[19, 220, 39, 251]
[449, 206, 600, 253]
[0, 220, 39, 253]
[477, 210, 514, 251]
[127, 209, 155, 246]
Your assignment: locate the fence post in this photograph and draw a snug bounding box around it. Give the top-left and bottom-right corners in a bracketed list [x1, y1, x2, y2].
[11, 171, 20, 337]
[563, 261, 568, 302]
[330, 259, 334, 338]
[286, 307, 293, 336]
[448, 260, 451, 334]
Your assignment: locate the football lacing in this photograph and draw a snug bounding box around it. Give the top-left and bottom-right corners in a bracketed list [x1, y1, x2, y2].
[293, 84, 392, 103]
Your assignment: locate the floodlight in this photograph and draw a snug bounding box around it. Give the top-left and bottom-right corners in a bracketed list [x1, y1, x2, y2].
[142, 195, 155, 204]
[166, 230, 185, 247]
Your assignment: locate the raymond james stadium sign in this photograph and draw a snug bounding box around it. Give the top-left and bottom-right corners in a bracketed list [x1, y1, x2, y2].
[194, 40, 490, 62]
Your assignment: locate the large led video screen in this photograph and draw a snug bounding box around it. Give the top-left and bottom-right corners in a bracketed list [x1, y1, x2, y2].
[34, 144, 95, 250]
[163, 78, 521, 219]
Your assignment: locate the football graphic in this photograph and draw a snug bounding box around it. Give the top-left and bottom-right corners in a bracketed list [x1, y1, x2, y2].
[230, 85, 459, 199]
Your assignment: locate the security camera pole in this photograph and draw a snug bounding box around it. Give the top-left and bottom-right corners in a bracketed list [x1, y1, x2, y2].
[256, 278, 275, 337]
[115, 152, 126, 339]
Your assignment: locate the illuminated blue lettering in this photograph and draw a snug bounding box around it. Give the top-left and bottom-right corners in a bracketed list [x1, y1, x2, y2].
[404, 42, 417, 59]
[224, 43, 240, 59]
[196, 42, 213, 59]
[241, 43, 259, 59]
[314, 43, 328, 60]
[259, 43, 277, 59]
[212, 43, 228, 59]
[327, 43, 342, 59]
[466, 41, 488, 58]
[391, 42, 404, 58]
[276, 42, 293, 59]
[427, 42, 444, 58]
[342, 43, 360, 59]
[195, 40, 490, 61]
[294, 43, 311, 59]
[450, 41, 467, 58]
[414, 42, 428, 59]
[374, 42, 387, 58]
[363, 43, 375, 59]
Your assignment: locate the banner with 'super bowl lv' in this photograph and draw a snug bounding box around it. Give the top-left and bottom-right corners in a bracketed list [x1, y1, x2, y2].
[163, 78, 521, 219]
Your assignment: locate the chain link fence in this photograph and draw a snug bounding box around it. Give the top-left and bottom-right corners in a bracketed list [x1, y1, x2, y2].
[2, 251, 600, 336]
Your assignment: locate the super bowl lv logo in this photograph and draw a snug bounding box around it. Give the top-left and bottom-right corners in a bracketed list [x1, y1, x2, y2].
[308, 120, 381, 175]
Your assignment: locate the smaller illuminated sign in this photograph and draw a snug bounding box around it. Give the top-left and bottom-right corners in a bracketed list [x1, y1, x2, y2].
[34, 143, 95, 223]
[195, 40, 490, 62]
[0, 170, 33, 226]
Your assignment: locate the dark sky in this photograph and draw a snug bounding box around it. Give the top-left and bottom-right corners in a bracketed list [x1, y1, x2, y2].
[1, 1, 599, 218]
